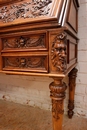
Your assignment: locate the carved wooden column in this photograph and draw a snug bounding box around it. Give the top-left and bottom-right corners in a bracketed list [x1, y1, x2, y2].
[68, 68, 78, 118]
[49, 31, 67, 130]
[49, 78, 67, 130]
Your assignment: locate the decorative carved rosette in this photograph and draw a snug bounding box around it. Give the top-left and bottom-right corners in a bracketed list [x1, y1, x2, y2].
[0, 0, 52, 23]
[51, 32, 67, 73]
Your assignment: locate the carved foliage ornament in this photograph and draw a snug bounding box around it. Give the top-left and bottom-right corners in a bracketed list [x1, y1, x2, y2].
[4, 57, 45, 68]
[3, 35, 45, 49]
[51, 33, 67, 73]
[52, 100, 64, 121]
[0, 0, 52, 23]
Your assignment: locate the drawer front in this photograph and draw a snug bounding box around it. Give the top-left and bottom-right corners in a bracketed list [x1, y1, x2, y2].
[2, 55, 48, 73]
[1, 32, 48, 52]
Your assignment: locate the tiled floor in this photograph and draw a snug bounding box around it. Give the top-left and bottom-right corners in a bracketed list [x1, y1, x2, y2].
[0, 100, 87, 130]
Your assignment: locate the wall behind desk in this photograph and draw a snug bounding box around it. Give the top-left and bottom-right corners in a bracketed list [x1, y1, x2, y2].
[75, 0, 87, 117]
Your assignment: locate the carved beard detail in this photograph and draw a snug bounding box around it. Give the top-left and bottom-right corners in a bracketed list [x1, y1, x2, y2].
[0, 0, 52, 23]
[51, 33, 67, 73]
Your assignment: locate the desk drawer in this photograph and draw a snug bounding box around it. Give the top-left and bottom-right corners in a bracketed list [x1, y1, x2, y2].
[1, 32, 48, 52]
[2, 55, 48, 73]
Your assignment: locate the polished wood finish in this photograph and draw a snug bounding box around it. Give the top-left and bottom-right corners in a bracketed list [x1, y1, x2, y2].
[67, 0, 78, 32]
[0, 0, 79, 130]
[68, 68, 78, 118]
[49, 78, 67, 130]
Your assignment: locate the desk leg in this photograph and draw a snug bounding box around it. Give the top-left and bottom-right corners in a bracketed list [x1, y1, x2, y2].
[49, 78, 67, 130]
[68, 68, 78, 118]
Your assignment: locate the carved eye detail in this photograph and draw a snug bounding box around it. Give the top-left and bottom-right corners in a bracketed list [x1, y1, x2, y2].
[59, 47, 62, 52]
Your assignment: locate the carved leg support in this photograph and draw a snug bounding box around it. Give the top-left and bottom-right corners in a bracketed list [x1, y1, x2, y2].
[68, 68, 78, 118]
[49, 78, 67, 130]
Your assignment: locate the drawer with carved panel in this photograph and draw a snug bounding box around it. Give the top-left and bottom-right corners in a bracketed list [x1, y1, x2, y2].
[2, 53, 48, 73]
[1, 31, 48, 52]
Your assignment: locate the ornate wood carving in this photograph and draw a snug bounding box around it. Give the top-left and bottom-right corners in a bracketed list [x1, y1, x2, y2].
[3, 35, 45, 49]
[52, 100, 64, 121]
[0, 0, 52, 23]
[51, 33, 67, 73]
[49, 78, 67, 121]
[0, 0, 79, 130]
[68, 100, 74, 118]
[68, 68, 78, 118]
[4, 56, 46, 69]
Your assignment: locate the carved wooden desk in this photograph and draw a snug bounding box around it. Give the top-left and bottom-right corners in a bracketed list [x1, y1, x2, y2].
[0, 0, 79, 130]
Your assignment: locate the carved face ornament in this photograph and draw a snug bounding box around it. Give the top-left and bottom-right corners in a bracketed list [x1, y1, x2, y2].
[51, 33, 67, 73]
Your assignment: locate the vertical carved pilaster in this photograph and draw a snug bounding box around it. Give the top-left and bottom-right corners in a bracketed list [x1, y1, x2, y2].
[49, 78, 67, 130]
[68, 68, 78, 118]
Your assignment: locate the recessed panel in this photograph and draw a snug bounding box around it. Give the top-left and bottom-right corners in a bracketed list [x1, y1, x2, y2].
[67, 0, 77, 32]
[1, 33, 47, 51]
[3, 55, 48, 73]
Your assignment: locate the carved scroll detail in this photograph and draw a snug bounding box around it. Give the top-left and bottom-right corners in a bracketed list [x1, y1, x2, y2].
[51, 33, 67, 73]
[4, 57, 45, 68]
[0, 0, 52, 23]
[3, 35, 45, 49]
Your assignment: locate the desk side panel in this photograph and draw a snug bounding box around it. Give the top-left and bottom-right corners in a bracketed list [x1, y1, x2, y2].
[49, 29, 78, 75]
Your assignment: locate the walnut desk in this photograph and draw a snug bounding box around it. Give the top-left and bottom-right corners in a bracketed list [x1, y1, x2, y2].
[0, 0, 79, 130]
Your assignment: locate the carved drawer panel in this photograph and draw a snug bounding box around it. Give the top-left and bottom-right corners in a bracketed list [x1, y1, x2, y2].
[1, 33, 47, 52]
[2, 55, 48, 73]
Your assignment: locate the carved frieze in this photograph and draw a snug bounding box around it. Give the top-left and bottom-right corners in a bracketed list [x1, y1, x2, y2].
[2, 35, 45, 49]
[4, 56, 45, 69]
[51, 33, 67, 73]
[0, 0, 52, 23]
